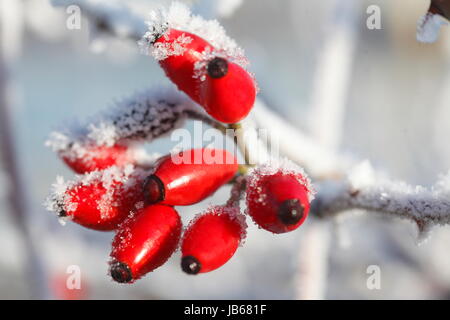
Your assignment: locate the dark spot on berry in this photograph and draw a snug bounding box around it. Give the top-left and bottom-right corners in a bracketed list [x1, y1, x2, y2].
[181, 256, 201, 275]
[278, 199, 304, 225]
[207, 57, 228, 78]
[143, 174, 165, 205]
[110, 261, 133, 283]
[148, 23, 169, 44]
[57, 209, 67, 218]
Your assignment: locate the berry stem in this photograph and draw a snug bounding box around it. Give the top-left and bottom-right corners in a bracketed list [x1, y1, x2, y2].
[184, 109, 260, 168]
[228, 122, 252, 166]
[226, 175, 246, 207]
[183, 109, 228, 134]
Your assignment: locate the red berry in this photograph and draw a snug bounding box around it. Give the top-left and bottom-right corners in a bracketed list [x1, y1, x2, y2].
[53, 167, 145, 231]
[246, 165, 313, 234]
[199, 57, 256, 123]
[155, 29, 210, 103]
[154, 29, 256, 123]
[110, 205, 182, 283]
[62, 144, 133, 174]
[143, 148, 238, 206]
[181, 206, 245, 274]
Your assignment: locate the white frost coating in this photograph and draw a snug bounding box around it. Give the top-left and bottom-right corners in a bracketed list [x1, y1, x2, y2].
[44, 164, 147, 219]
[184, 205, 248, 244]
[347, 160, 376, 190]
[417, 13, 448, 43]
[246, 158, 316, 202]
[46, 87, 199, 160]
[151, 33, 193, 60]
[315, 163, 450, 237]
[139, 1, 248, 68]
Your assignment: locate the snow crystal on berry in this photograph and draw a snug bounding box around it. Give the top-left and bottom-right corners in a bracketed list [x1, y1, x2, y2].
[139, 1, 248, 69]
[44, 164, 147, 219]
[152, 33, 194, 60]
[46, 87, 198, 162]
[186, 205, 248, 244]
[417, 12, 448, 43]
[246, 158, 316, 202]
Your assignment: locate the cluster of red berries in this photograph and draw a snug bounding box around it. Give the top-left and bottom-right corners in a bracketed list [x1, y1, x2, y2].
[48, 146, 312, 283]
[46, 4, 314, 283]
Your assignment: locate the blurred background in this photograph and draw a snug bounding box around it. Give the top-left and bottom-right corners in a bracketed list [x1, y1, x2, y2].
[1, 0, 450, 299]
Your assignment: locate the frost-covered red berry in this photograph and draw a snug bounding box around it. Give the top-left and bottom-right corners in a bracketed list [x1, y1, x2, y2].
[45, 166, 146, 231]
[245, 161, 314, 234]
[140, 3, 257, 123]
[198, 56, 256, 123]
[181, 206, 246, 274]
[152, 29, 256, 123]
[154, 29, 210, 102]
[143, 148, 238, 206]
[62, 144, 133, 174]
[109, 205, 182, 283]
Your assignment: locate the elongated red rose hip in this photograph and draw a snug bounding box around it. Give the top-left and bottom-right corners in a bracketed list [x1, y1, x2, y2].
[181, 206, 245, 274]
[246, 162, 314, 234]
[62, 144, 133, 174]
[199, 57, 256, 123]
[155, 29, 210, 102]
[143, 149, 238, 206]
[153, 29, 256, 123]
[110, 205, 182, 283]
[46, 166, 145, 231]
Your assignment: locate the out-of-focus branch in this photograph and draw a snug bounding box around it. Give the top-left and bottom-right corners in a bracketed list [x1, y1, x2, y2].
[306, 0, 358, 152]
[252, 99, 351, 178]
[0, 0, 49, 299]
[291, 0, 358, 301]
[295, 220, 331, 300]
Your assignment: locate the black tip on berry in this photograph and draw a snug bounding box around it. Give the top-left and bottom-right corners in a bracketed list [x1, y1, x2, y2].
[181, 256, 201, 275]
[57, 208, 67, 218]
[110, 261, 133, 283]
[278, 199, 305, 226]
[143, 174, 165, 205]
[207, 57, 228, 78]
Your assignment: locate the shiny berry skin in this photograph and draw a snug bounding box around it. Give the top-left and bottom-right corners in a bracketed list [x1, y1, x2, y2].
[62, 144, 133, 174]
[110, 205, 182, 283]
[143, 149, 238, 206]
[154, 29, 256, 123]
[155, 29, 211, 103]
[246, 172, 311, 234]
[181, 206, 244, 274]
[59, 169, 145, 231]
[199, 57, 256, 123]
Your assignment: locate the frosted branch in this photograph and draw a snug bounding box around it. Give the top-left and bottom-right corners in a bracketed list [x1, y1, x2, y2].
[46, 87, 210, 154]
[313, 161, 450, 239]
